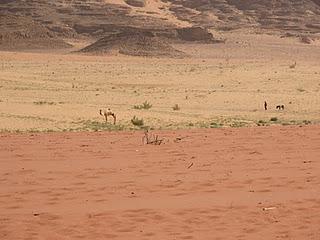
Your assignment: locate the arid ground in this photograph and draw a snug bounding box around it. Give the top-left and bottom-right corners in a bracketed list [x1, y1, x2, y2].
[0, 125, 319, 239]
[0, 33, 319, 132]
[1, 1, 320, 238]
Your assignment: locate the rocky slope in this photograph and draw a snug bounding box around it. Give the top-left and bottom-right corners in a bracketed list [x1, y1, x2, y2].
[0, 0, 319, 51]
[79, 30, 186, 57]
[165, 0, 320, 33]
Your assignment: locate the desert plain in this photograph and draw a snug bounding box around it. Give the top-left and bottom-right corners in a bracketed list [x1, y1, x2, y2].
[1, 0, 320, 239]
[0, 33, 320, 131]
[1, 32, 320, 240]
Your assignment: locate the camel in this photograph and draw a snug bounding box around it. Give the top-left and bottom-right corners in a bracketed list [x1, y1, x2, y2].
[276, 105, 285, 110]
[99, 108, 116, 124]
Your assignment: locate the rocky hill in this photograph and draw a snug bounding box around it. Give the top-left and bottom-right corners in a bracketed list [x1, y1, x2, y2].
[0, 0, 319, 52]
[165, 0, 320, 33]
[79, 30, 186, 57]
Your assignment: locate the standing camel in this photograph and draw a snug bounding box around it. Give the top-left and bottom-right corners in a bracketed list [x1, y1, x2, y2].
[99, 108, 116, 124]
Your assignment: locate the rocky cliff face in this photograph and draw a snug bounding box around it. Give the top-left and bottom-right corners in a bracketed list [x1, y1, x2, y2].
[165, 0, 320, 33]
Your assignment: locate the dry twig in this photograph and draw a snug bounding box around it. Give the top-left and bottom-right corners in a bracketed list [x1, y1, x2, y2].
[142, 129, 165, 145]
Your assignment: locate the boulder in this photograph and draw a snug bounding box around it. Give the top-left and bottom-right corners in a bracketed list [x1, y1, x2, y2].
[125, 0, 146, 7]
[177, 27, 214, 42]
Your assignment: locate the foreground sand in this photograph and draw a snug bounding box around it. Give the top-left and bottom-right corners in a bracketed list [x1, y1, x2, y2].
[1, 125, 319, 239]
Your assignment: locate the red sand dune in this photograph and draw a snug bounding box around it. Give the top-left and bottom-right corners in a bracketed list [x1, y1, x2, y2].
[0, 125, 320, 239]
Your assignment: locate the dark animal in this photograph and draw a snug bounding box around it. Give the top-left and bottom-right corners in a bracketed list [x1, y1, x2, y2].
[276, 105, 285, 110]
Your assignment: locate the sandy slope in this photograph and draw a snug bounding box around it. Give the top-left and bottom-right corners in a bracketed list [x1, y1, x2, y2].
[105, 0, 192, 27]
[0, 125, 319, 239]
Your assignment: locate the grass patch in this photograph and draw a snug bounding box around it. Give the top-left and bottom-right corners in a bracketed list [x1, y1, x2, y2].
[257, 120, 269, 126]
[302, 120, 312, 125]
[33, 101, 56, 105]
[133, 101, 152, 110]
[131, 116, 144, 127]
[76, 120, 125, 132]
[0, 128, 56, 134]
[230, 121, 248, 128]
[210, 122, 223, 128]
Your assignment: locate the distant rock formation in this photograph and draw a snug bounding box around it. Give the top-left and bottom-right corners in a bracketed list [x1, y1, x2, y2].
[125, 0, 146, 7]
[1, 0, 319, 51]
[80, 30, 186, 58]
[0, 15, 72, 50]
[177, 27, 223, 43]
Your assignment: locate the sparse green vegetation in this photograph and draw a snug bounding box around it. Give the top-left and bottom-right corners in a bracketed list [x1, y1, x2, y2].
[230, 121, 248, 128]
[302, 120, 312, 125]
[131, 116, 144, 126]
[210, 122, 223, 128]
[270, 117, 278, 122]
[0, 128, 57, 134]
[33, 101, 56, 105]
[257, 120, 268, 126]
[134, 101, 152, 110]
[77, 120, 125, 131]
[0, 117, 316, 134]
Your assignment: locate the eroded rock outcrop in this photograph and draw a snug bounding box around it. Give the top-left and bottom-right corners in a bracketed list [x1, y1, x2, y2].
[80, 30, 186, 57]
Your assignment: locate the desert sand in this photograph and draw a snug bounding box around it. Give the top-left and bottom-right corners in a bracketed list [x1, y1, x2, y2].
[0, 125, 319, 239]
[0, 33, 319, 132]
[1, 1, 320, 239]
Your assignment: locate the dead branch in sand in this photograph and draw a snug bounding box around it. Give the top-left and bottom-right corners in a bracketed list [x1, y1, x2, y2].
[174, 136, 189, 143]
[142, 129, 165, 145]
[187, 162, 194, 169]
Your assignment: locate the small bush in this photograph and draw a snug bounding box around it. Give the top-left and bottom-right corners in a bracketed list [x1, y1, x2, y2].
[134, 101, 152, 110]
[289, 62, 296, 69]
[302, 120, 311, 125]
[297, 88, 306, 92]
[210, 122, 222, 128]
[131, 116, 144, 126]
[172, 104, 180, 111]
[270, 117, 278, 122]
[257, 120, 268, 126]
